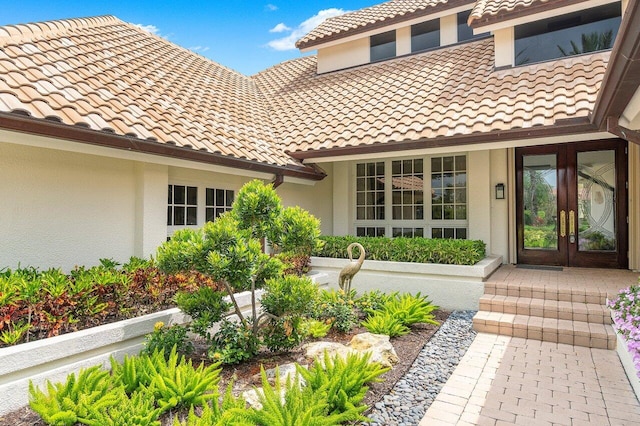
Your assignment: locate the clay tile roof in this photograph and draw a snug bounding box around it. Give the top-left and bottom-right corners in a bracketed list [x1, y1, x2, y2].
[253, 38, 609, 155]
[0, 15, 307, 172]
[468, 0, 588, 28]
[296, 0, 475, 50]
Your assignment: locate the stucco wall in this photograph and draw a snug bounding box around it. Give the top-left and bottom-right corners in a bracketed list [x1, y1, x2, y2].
[0, 142, 137, 270]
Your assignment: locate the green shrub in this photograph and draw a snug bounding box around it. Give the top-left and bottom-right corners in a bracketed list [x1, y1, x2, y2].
[142, 323, 194, 358]
[313, 236, 486, 265]
[314, 290, 358, 333]
[261, 316, 304, 352]
[300, 318, 332, 338]
[354, 290, 394, 316]
[174, 286, 230, 339]
[209, 319, 260, 364]
[269, 206, 323, 255]
[232, 179, 282, 239]
[260, 275, 319, 317]
[361, 312, 410, 337]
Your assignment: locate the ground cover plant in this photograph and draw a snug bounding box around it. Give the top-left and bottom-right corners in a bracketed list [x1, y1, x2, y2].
[314, 235, 486, 265]
[608, 279, 640, 378]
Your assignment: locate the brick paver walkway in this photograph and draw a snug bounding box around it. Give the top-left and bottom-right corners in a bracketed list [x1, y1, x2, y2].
[420, 333, 640, 425]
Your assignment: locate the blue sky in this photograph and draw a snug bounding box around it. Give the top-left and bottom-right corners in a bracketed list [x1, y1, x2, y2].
[1, 1, 374, 75]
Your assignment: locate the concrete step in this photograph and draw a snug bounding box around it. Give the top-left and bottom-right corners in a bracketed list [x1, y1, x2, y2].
[479, 295, 612, 324]
[472, 311, 616, 349]
[484, 281, 612, 305]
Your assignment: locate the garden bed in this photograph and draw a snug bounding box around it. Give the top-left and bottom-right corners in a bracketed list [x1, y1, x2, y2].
[310, 255, 502, 310]
[0, 309, 448, 426]
[0, 273, 329, 416]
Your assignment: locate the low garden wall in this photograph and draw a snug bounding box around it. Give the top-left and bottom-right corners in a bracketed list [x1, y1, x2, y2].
[310, 256, 502, 311]
[0, 273, 328, 415]
[615, 333, 640, 401]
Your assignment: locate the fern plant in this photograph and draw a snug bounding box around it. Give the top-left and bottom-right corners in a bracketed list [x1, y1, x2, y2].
[237, 366, 365, 426]
[382, 292, 439, 326]
[29, 365, 116, 426]
[83, 387, 162, 426]
[361, 311, 410, 337]
[110, 353, 155, 395]
[298, 351, 389, 419]
[144, 347, 222, 410]
[172, 385, 249, 426]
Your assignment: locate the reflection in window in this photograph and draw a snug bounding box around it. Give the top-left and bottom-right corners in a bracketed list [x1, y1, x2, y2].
[356, 162, 385, 220]
[412, 19, 439, 52]
[393, 227, 424, 238]
[457, 10, 489, 42]
[514, 2, 621, 65]
[391, 159, 423, 220]
[206, 188, 234, 222]
[431, 155, 467, 221]
[168, 185, 197, 226]
[370, 30, 396, 62]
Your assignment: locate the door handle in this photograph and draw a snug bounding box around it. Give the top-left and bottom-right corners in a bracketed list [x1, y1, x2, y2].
[560, 210, 566, 237]
[569, 210, 576, 243]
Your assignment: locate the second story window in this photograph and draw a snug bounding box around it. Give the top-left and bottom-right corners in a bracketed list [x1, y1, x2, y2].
[370, 30, 396, 62]
[457, 10, 489, 43]
[514, 2, 621, 65]
[411, 19, 439, 52]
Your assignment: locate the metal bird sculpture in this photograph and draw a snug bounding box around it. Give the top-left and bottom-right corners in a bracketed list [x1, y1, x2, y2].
[338, 242, 365, 294]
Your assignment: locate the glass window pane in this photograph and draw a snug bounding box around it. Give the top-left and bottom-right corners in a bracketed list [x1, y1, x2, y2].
[432, 206, 442, 219]
[356, 227, 365, 237]
[431, 157, 442, 172]
[415, 159, 423, 173]
[455, 155, 466, 171]
[456, 189, 467, 203]
[403, 160, 413, 174]
[216, 189, 225, 206]
[392, 160, 401, 175]
[226, 190, 234, 206]
[458, 10, 489, 42]
[206, 208, 214, 222]
[456, 205, 467, 220]
[376, 206, 385, 220]
[206, 188, 213, 206]
[444, 228, 455, 239]
[457, 228, 467, 239]
[444, 205, 454, 219]
[357, 207, 365, 220]
[356, 163, 365, 176]
[174, 185, 185, 204]
[443, 157, 454, 172]
[174, 206, 185, 225]
[168, 185, 172, 204]
[432, 228, 443, 238]
[371, 30, 396, 62]
[403, 206, 412, 220]
[415, 206, 424, 220]
[187, 187, 197, 205]
[167, 206, 172, 225]
[523, 154, 558, 249]
[455, 172, 467, 186]
[411, 19, 439, 52]
[186, 207, 197, 225]
[514, 3, 620, 64]
[393, 206, 402, 220]
[376, 162, 384, 175]
[415, 228, 424, 237]
[357, 178, 365, 191]
[377, 228, 386, 237]
[216, 208, 225, 218]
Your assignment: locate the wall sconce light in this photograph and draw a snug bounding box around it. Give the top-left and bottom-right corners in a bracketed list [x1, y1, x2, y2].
[495, 183, 505, 200]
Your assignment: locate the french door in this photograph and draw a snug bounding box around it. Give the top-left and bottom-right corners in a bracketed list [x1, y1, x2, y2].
[516, 140, 628, 268]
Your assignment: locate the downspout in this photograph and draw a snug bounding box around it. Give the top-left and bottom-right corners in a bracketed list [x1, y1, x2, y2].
[271, 174, 284, 188]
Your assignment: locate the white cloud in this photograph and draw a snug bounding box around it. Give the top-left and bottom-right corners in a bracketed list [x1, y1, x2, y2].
[189, 46, 211, 53]
[133, 23, 170, 39]
[269, 23, 291, 33]
[265, 4, 278, 11]
[267, 8, 347, 51]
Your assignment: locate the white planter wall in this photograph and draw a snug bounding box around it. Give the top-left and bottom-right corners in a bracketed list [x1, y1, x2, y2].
[310, 256, 502, 310]
[0, 273, 328, 415]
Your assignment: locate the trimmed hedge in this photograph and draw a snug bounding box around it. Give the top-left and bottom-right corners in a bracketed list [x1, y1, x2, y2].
[312, 236, 486, 266]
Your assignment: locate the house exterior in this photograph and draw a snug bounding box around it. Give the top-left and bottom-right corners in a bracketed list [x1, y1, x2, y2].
[0, 0, 638, 272]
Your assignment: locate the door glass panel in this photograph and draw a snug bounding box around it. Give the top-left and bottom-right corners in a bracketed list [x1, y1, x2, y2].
[577, 150, 616, 251]
[523, 154, 558, 249]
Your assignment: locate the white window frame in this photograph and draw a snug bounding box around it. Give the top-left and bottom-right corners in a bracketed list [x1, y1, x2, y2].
[352, 154, 469, 238]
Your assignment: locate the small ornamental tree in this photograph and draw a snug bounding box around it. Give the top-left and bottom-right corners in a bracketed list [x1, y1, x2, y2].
[156, 179, 323, 362]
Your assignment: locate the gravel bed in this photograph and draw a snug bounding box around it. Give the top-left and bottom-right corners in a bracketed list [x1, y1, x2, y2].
[364, 310, 477, 426]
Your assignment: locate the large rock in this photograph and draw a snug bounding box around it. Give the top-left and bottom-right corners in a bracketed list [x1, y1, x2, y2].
[348, 333, 398, 368]
[303, 333, 399, 368]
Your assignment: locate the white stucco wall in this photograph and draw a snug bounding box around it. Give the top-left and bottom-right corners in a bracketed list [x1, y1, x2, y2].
[0, 142, 137, 270]
[317, 38, 370, 74]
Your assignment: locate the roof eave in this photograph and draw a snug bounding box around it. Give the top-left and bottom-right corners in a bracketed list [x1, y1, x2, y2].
[591, 0, 640, 130]
[0, 112, 326, 181]
[469, 0, 594, 29]
[288, 119, 599, 160]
